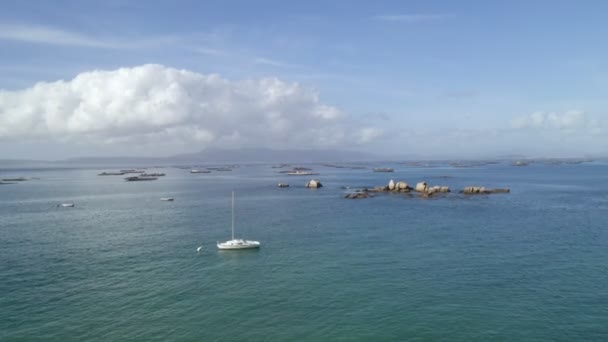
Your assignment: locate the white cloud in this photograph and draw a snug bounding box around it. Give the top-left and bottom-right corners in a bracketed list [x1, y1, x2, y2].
[373, 14, 454, 23]
[0, 64, 382, 149]
[0, 22, 178, 49]
[0, 23, 111, 47]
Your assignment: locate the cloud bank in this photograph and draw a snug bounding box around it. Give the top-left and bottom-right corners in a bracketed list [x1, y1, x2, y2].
[510, 110, 595, 130]
[0, 64, 380, 149]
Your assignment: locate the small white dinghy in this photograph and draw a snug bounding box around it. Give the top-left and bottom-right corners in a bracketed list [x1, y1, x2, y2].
[217, 191, 260, 250]
[60, 203, 75, 207]
[160, 197, 174, 201]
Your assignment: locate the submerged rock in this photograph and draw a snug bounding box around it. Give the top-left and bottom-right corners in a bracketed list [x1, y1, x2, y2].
[462, 186, 510, 194]
[344, 192, 372, 199]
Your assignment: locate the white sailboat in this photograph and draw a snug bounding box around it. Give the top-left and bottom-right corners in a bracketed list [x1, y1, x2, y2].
[217, 191, 260, 250]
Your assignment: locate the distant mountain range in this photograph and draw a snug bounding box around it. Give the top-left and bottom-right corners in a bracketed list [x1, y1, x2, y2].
[0, 148, 384, 167]
[168, 148, 380, 163]
[2, 148, 601, 169]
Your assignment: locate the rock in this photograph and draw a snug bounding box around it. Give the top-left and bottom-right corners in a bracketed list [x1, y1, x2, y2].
[512, 161, 529, 166]
[306, 179, 322, 188]
[463, 186, 481, 194]
[415, 182, 428, 192]
[395, 181, 410, 190]
[371, 181, 414, 193]
[439, 186, 450, 193]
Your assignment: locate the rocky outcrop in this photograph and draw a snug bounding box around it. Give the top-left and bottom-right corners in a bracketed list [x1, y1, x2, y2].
[417, 185, 451, 197]
[344, 181, 509, 199]
[427, 185, 450, 193]
[368, 180, 413, 193]
[365, 180, 452, 197]
[387, 180, 412, 192]
[306, 179, 322, 188]
[461, 186, 510, 194]
[414, 181, 450, 195]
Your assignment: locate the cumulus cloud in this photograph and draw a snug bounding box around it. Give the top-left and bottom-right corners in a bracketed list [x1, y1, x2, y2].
[0, 64, 381, 149]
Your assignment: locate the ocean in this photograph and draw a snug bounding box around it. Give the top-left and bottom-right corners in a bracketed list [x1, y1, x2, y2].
[1, 162, 607, 341]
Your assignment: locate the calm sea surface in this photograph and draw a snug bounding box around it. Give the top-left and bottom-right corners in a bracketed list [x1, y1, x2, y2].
[1, 162, 607, 341]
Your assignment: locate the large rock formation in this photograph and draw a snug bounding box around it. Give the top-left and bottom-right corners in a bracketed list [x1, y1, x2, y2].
[306, 179, 323, 188]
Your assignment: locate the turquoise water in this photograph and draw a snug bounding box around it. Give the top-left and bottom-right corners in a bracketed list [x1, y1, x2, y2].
[1, 163, 608, 341]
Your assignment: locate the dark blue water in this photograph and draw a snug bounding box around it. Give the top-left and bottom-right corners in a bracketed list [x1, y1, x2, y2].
[1, 163, 607, 341]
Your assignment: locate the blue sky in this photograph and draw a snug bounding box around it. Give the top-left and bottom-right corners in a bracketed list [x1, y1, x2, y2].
[1, 0, 607, 159]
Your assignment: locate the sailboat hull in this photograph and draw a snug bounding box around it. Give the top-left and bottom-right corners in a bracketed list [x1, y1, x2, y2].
[217, 240, 260, 250]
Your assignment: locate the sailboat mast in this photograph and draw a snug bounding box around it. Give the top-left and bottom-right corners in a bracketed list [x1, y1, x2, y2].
[231, 191, 235, 240]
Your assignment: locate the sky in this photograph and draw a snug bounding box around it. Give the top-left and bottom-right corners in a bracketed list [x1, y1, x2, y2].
[1, 0, 607, 160]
